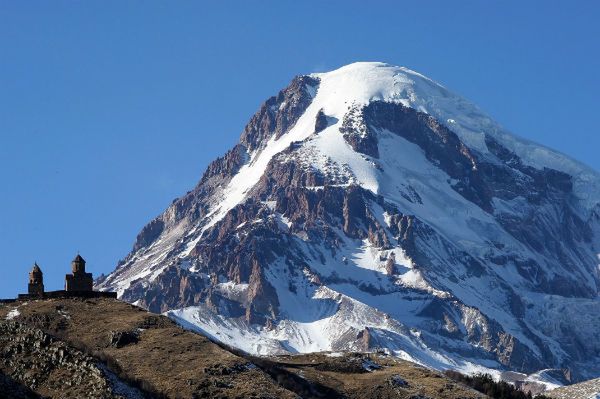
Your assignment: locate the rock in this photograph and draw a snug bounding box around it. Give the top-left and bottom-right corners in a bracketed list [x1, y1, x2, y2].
[0, 320, 135, 398]
[108, 330, 139, 348]
[389, 374, 409, 388]
[314, 109, 329, 133]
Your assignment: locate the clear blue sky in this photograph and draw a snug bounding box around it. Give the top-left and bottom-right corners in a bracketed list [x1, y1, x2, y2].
[1, 1, 599, 298]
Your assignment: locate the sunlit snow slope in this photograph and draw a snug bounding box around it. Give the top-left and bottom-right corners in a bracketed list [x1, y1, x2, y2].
[98, 62, 600, 381]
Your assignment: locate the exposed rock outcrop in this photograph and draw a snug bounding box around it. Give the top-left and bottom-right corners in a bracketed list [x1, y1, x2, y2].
[0, 321, 142, 399]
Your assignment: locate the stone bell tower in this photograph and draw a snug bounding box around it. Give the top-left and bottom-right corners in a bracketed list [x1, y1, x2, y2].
[65, 254, 93, 292]
[28, 262, 45, 297]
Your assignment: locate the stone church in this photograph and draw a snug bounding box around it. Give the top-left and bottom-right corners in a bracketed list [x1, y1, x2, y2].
[64, 254, 94, 292]
[19, 254, 116, 300]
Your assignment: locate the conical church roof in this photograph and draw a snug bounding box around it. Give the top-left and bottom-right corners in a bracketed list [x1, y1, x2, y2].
[31, 262, 42, 274]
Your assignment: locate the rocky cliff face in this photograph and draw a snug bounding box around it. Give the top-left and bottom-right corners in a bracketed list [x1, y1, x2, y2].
[97, 62, 600, 381]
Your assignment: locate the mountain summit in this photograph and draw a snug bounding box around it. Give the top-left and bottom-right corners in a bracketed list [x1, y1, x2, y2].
[98, 62, 600, 381]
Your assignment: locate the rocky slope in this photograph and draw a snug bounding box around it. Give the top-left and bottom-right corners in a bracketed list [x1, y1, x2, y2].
[0, 298, 295, 398]
[97, 62, 600, 382]
[546, 377, 600, 399]
[0, 298, 485, 399]
[0, 319, 145, 399]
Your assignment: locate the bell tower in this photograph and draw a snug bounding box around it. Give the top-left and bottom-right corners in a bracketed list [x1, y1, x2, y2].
[28, 262, 44, 297]
[72, 254, 86, 274]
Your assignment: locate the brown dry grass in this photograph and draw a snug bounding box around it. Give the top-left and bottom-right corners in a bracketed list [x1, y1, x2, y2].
[1, 298, 295, 398]
[0, 298, 488, 399]
[266, 352, 488, 399]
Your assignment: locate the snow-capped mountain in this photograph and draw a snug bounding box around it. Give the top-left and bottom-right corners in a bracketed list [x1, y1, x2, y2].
[97, 62, 600, 381]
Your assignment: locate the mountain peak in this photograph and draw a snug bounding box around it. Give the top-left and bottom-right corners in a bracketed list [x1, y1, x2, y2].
[308, 62, 600, 212]
[99, 62, 600, 382]
[310, 62, 446, 117]
[313, 61, 425, 78]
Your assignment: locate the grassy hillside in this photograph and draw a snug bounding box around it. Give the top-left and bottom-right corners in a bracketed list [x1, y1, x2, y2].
[0, 298, 487, 398]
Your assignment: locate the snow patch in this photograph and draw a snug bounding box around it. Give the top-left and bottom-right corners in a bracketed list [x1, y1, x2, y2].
[5, 308, 20, 320]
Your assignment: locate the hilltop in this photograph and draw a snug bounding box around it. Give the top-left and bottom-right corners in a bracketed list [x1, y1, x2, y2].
[0, 297, 486, 398]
